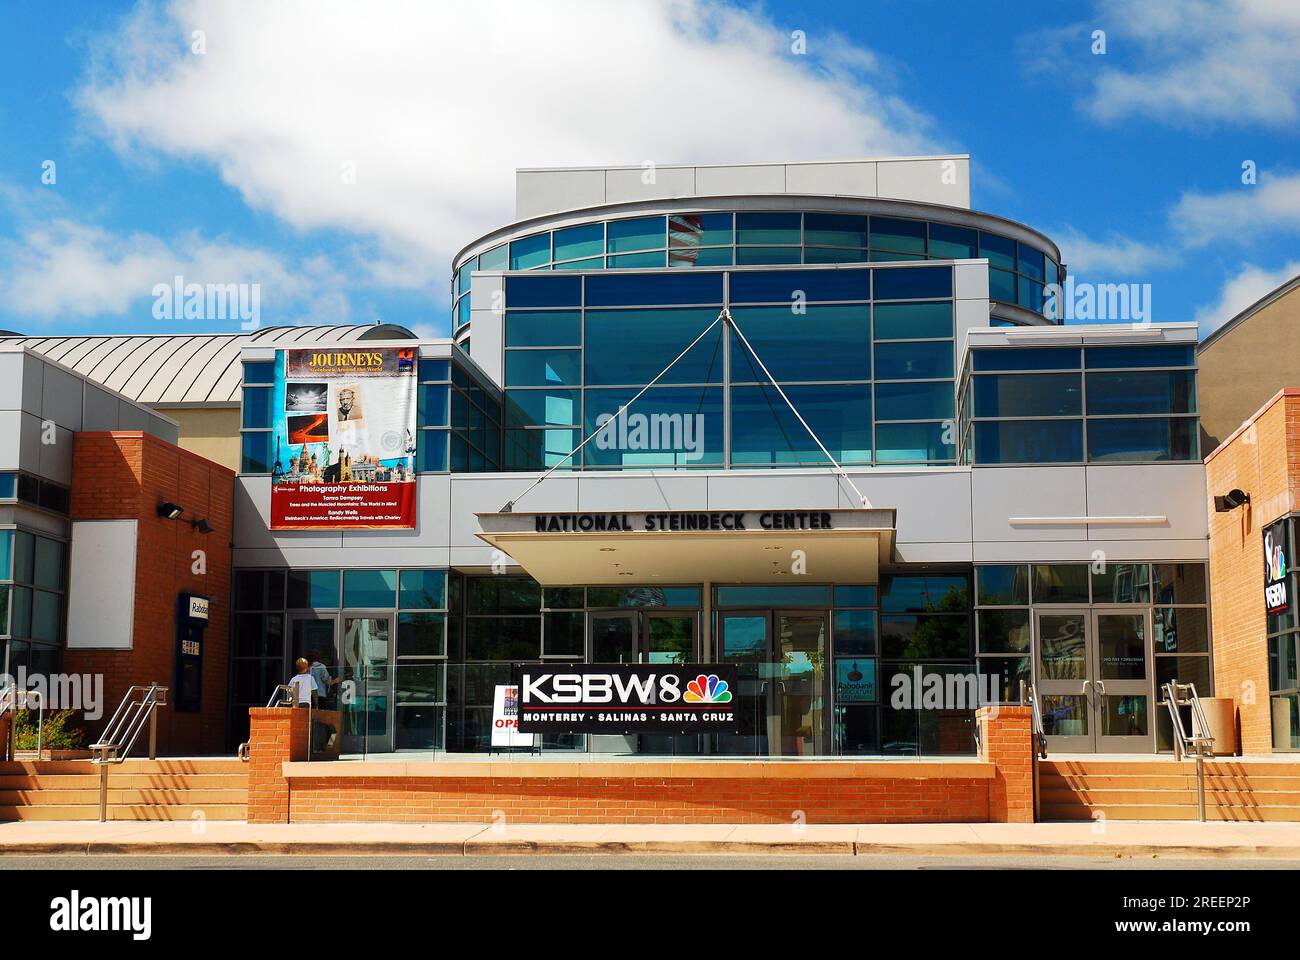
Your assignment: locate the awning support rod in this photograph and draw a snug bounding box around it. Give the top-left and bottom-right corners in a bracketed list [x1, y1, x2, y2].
[500, 312, 725, 512]
[725, 309, 871, 508]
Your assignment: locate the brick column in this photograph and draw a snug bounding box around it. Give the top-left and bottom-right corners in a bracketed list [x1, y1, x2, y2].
[246, 708, 310, 823]
[978, 705, 1033, 823]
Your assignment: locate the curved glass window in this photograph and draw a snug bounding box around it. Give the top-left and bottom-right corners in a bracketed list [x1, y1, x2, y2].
[456, 211, 1058, 320]
[607, 216, 665, 253]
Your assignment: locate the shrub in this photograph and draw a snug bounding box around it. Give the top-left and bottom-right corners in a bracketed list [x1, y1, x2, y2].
[14, 708, 86, 751]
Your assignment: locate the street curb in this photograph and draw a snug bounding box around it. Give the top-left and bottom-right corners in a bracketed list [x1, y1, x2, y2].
[1, 839, 1297, 858]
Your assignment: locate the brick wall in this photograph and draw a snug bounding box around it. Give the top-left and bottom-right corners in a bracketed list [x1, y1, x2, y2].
[1206, 389, 1300, 754]
[62, 431, 234, 756]
[248, 706, 1034, 824]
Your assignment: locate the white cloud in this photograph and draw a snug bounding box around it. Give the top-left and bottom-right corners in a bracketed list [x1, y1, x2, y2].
[1193, 260, 1300, 334]
[0, 217, 349, 326]
[1171, 170, 1300, 247]
[1082, 0, 1300, 126]
[76, 0, 938, 284]
[1053, 227, 1168, 275]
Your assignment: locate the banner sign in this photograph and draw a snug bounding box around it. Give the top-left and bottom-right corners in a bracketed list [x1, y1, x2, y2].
[1265, 518, 1290, 615]
[516, 664, 744, 735]
[270, 346, 418, 529]
[490, 684, 534, 748]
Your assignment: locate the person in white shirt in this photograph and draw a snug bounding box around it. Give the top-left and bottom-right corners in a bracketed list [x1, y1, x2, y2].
[287, 658, 319, 707]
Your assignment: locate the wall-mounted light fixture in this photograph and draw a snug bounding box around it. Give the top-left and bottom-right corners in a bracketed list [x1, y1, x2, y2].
[1214, 489, 1251, 512]
[157, 501, 184, 520]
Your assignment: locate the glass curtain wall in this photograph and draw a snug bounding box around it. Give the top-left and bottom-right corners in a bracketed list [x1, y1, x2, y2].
[502, 265, 958, 469]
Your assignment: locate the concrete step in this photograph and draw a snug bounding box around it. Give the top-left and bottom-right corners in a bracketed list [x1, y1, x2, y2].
[1042, 760, 1300, 777]
[0, 759, 245, 776]
[1042, 786, 1300, 806]
[1042, 803, 1300, 822]
[0, 788, 248, 806]
[0, 804, 247, 822]
[0, 773, 248, 790]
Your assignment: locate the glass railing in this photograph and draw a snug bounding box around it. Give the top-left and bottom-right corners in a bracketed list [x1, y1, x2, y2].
[272, 662, 977, 760]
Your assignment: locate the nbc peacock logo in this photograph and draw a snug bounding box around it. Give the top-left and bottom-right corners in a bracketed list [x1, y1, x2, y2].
[684, 674, 732, 703]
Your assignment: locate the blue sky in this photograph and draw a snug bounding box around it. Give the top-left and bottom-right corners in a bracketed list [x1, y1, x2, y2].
[1, 0, 1297, 339]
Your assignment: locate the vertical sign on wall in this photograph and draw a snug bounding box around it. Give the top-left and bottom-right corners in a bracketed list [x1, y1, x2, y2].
[270, 346, 418, 529]
[1264, 518, 1290, 615]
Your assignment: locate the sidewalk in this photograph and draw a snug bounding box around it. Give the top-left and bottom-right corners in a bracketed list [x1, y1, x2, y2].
[2, 819, 1300, 858]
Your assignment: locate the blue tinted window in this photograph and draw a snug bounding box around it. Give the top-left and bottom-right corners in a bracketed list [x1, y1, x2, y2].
[553, 256, 603, 271]
[670, 212, 732, 247]
[974, 420, 1083, 463]
[881, 575, 968, 612]
[504, 349, 581, 387]
[873, 266, 952, 300]
[671, 245, 733, 267]
[419, 359, 450, 381]
[804, 213, 868, 247]
[242, 362, 274, 385]
[344, 570, 397, 608]
[288, 570, 340, 608]
[479, 244, 509, 271]
[504, 428, 579, 470]
[972, 348, 1080, 371]
[584, 271, 723, 307]
[506, 275, 580, 307]
[1087, 418, 1197, 462]
[833, 610, 877, 655]
[506, 310, 581, 346]
[804, 246, 867, 263]
[241, 388, 272, 428]
[509, 233, 551, 270]
[584, 309, 723, 386]
[875, 381, 954, 421]
[729, 268, 870, 303]
[1084, 345, 1195, 369]
[989, 267, 1016, 302]
[974, 374, 1082, 418]
[1018, 276, 1044, 312]
[583, 387, 723, 467]
[874, 341, 953, 379]
[240, 432, 272, 473]
[457, 294, 471, 328]
[1017, 244, 1045, 281]
[870, 217, 926, 253]
[729, 305, 870, 382]
[873, 301, 953, 340]
[553, 223, 604, 262]
[875, 422, 956, 463]
[607, 216, 665, 253]
[979, 232, 1016, 270]
[400, 570, 447, 610]
[736, 246, 801, 265]
[1086, 371, 1196, 415]
[835, 585, 877, 607]
[417, 430, 448, 471]
[736, 212, 801, 245]
[608, 251, 666, 269]
[0, 474, 14, 500]
[730, 384, 872, 464]
[419, 385, 449, 425]
[717, 585, 831, 607]
[457, 256, 477, 295]
[505, 389, 580, 427]
[928, 223, 977, 259]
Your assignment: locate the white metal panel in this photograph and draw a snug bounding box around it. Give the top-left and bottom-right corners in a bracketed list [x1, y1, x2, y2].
[66, 520, 137, 650]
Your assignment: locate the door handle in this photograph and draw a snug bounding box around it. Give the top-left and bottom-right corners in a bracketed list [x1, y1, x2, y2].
[1095, 680, 1106, 695]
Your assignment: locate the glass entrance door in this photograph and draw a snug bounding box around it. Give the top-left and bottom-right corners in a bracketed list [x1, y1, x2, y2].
[590, 612, 637, 663]
[1035, 609, 1153, 753]
[717, 610, 827, 756]
[341, 614, 393, 754]
[288, 614, 338, 701]
[1093, 609, 1153, 752]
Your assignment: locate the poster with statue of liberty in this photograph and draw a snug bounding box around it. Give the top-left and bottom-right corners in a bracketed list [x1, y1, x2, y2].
[269, 346, 418, 529]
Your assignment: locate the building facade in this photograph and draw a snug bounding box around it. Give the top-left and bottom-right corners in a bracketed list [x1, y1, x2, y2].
[222, 157, 1211, 758]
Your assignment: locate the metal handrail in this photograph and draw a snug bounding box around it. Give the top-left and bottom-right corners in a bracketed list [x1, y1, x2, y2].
[0, 686, 45, 761]
[89, 683, 169, 821]
[1024, 682, 1049, 760]
[1162, 680, 1215, 822]
[265, 684, 295, 708]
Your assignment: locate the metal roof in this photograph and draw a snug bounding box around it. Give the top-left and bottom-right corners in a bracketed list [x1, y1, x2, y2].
[0, 324, 415, 406]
